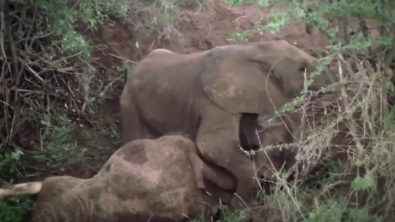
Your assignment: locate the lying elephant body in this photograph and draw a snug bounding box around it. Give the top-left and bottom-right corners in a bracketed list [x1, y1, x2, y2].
[1, 135, 235, 222]
[120, 40, 332, 207]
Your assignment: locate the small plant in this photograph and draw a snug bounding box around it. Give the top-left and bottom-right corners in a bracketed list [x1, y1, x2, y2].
[233, 30, 251, 43]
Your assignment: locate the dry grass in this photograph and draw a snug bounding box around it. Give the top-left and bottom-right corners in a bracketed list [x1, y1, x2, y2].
[249, 54, 395, 221]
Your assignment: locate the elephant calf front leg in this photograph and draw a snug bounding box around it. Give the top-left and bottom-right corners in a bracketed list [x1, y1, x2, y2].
[187, 146, 236, 191]
[196, 116, 261, 211]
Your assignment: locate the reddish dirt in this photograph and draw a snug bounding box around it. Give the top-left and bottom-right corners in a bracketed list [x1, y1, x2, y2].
[85, 1, 329, 63]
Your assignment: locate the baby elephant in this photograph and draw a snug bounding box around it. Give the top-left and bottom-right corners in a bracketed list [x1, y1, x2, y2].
[0, 135, 236, 222]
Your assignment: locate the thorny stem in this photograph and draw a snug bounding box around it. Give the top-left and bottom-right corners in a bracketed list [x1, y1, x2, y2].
[336, 54, 364, 155]
[0, 0, 8, 83]
[303, 1, 337, 84]
[338, 18, 350, 45]
[337, 54, 365, 208]
[3, 0, 21, 85]
[358, 19, 370, 52]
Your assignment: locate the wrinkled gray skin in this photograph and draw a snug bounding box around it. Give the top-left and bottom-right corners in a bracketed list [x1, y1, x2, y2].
[31, 135, 235, 222]
[120, 40, 333, 210]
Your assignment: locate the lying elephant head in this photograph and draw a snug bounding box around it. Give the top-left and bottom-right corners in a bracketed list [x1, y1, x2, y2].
[253, 113, 302, 178]
[237, 112, 302, 179]
[252, 109, 332, 181]
[200, 39, 335, 114]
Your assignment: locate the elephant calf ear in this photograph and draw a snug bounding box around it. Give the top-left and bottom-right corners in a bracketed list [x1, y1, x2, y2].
[199, 50, 271, 114]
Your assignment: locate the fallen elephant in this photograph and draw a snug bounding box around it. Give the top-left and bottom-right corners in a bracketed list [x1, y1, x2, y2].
[0, 135, 240, 222]
[120, 39, 335, 208]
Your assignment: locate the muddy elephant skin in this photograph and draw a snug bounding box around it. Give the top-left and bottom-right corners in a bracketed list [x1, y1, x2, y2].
[120, 40, 333, 209]
[0, 135, 235, 222]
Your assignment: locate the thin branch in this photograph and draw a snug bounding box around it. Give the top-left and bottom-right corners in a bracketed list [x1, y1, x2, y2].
[17, 57, 44, 83]
[4, 0, 21, 85]
[337, 54, 364, 154]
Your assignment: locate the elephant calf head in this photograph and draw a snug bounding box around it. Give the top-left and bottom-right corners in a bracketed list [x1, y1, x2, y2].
[252, 40, 334, 97]
[200, 39, 336, 115]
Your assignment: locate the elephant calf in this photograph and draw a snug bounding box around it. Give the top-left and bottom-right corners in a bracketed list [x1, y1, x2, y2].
[120, 40, 334, 209]
[0, 135, 236, 222]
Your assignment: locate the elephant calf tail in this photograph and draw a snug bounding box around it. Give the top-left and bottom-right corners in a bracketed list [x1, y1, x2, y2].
[0, 182, 42, 198]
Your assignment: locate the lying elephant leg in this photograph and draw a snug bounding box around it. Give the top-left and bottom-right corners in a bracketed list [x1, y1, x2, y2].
[196, 111, 260, 212]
